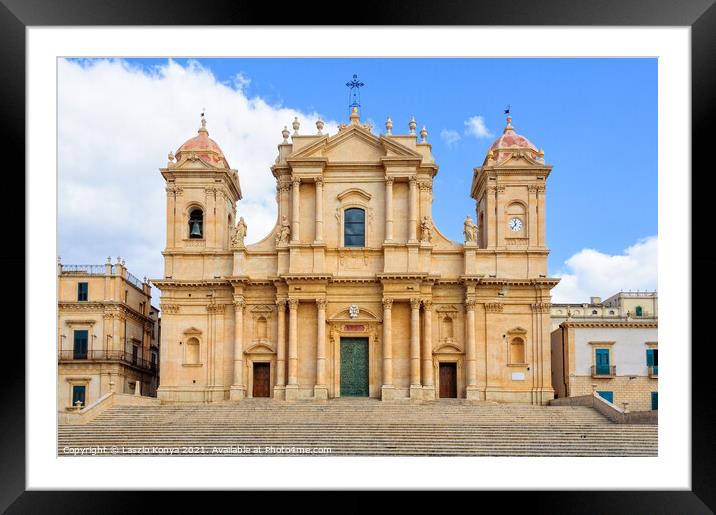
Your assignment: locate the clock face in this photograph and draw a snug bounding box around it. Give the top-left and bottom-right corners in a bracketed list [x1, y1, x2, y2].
[509, 218, 523, 232]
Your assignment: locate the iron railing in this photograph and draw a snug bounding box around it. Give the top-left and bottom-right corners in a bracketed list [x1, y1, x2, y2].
[648, 365, 658, 378]
[58, 350, 157, 372]
[591, 365, 616, 377]
[60, 264, 107, 275]
[126, 271, 144, 290]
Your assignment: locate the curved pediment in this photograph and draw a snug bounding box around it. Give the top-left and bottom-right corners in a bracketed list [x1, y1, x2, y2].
[183, 327, 202, 335]
[328, 306, 381, 323]
[508, 326, 528, 335]
[433, 342, 464, 354]
[337, 188, 372, 203]
[244, 343, 275, 355]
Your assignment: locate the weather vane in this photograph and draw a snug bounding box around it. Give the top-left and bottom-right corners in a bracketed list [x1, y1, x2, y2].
[504, 105, 511, 115]
[346, 74, 364, 116]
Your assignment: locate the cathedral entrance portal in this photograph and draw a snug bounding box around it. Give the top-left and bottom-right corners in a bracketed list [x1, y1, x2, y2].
[340, 338, 369, 397]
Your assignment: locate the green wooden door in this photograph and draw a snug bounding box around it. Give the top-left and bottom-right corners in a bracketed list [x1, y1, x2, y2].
[340, 338, 369, 397]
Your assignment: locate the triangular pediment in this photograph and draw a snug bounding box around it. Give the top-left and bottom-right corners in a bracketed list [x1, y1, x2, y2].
[244, 343, 276, 355]
[493, 152, 544, 169]
[289, 125, 421, 163]
[173, 156, 221, 171]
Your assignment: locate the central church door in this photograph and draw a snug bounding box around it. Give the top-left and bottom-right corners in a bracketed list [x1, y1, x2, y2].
[439, 363, 457, 398]
[252, 363, 270, 397]
[340, 338, 369, 397]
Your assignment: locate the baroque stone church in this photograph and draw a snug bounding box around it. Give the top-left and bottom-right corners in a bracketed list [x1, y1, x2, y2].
[153, 104, 557, 404]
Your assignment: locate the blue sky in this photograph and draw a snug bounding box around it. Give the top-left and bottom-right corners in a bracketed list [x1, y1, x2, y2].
[59, 58, 657, 302]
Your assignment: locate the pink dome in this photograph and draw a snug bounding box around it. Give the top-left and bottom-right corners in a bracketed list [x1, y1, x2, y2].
[486, 116, 540, 164]
[175, 118, 226, 166]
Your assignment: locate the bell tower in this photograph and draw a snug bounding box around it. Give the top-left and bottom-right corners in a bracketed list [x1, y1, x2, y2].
[159, 114, 242, 279]
[470, 114, 552, 275]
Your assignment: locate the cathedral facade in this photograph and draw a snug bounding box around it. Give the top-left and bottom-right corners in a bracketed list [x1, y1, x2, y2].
[153, 106, 557, 404]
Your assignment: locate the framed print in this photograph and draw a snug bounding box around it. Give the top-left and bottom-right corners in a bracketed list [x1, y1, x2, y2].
[5, 0, 714, 511]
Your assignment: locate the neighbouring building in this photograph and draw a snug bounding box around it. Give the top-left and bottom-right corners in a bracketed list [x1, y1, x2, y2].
[154, 101, 558, 404]
[550, 292, 658, 411]
[57, 257, 160, 410]
[550, 291, 658, 331]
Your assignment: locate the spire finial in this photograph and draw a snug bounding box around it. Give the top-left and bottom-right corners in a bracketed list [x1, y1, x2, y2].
[420, 125, 428, 143]
[349, 106, 360, 124]
[281, 126, 290, 143]
[199, 108, 208, 134]
[385, 116, 393, 135]
[503, 105, 513, 132]
[346, 73, 364, 118]
[292, 117, 300, 136]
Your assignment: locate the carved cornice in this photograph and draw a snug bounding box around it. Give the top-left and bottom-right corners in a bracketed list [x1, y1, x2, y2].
[485, 302, 504, 313]
[206, 303, 226, 314]
[560, 321, 658, 329]
[531, 302, 552, 313]
[160, 303, 180, 314]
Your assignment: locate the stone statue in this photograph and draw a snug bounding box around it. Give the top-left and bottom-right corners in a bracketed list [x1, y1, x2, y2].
[275, 215, 291, 245]
[420, 216, 433, 243]
[231, 216, 247, 248]
[463, 215, 477, 243]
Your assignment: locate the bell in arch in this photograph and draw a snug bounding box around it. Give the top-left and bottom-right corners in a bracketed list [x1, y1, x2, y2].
[190, 221, 202, 237]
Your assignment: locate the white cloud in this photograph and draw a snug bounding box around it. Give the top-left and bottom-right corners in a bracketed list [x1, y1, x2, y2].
[463, 115, 493, 139]
[58, 58, 338, 288]
[440, 129, 461, 147]
[551, 236, 658, 303]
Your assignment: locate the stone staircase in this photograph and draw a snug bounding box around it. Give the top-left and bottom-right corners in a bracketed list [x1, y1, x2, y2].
[58, 399, 657, 456]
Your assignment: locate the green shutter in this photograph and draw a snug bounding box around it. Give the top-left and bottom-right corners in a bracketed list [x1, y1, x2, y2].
[651, 392, 658, 410]
[646, 349, 654, 366]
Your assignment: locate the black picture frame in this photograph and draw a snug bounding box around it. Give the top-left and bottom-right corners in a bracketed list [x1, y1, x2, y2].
[4, 0, 712, 511]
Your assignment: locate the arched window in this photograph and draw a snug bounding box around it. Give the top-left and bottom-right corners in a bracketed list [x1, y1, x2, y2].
[510, 337, 526, 364]
[635, 306, 643, 317]
[186, 337, 200, 364]
[344, 208, 365, 247]
[591, 310, 598, 315]
[189, 209, 203, 239]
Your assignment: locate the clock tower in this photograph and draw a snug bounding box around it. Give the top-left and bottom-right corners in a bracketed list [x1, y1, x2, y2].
[470, 115, 552, 276]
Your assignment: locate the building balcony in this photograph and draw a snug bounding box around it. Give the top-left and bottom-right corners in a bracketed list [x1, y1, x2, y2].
[648, 365, 658, 378]
[58, 350, 158, 373]
[591, 365, 616, 378]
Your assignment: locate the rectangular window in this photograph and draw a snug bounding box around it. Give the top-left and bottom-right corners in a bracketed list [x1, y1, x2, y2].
[72, 385, 86, 407]
[597, 391, 614, 403]
[595, 348, 611, 375]
[73, 330, 88, 359]
[646, 348, 658, 375]
[77, 282, 88, 301]
[132, 345, 139, 365]
[651, 392, 658, 410]
[151, 353, 157, 371]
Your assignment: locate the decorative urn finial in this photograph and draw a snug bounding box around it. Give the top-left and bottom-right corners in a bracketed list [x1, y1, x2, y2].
[385, 116, 393, 135]
[281, 126, 290, 143]
[408, 116, 417, 135]
[420, 125, 428, 142]
[292, 117, 300, 136]
[316, 119, 325, 135]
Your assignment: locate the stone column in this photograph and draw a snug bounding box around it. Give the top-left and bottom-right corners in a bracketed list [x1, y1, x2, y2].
[230, 298, 246, 400]
[421, 300, 434, 399]
[408, 176, 418, 242]
[274, 299, 287, 398]
[409, 297, 422, 399]
[291, 178, 300, 243]
[384, 176, 394, 242]
[314, 178, 324, 243]
[314, 298, 328, 399]
[465, 299, 479, 399]
[381, 298, 394, 400]
[286, 298, 299, 400]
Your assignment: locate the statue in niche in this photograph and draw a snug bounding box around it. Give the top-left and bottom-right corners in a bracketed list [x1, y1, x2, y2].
[420, 216, 433, 243]
[463, 215, 477, 243]
[231, 216, 247, 249]
[275, 215, 291, 245]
